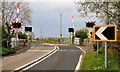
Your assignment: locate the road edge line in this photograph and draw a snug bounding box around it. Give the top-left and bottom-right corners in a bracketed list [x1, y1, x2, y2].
[76, 46, 86, 54]
[13, 45, 59, 71]
[74, 46, 87, 72]
[74, 55, 82, 72]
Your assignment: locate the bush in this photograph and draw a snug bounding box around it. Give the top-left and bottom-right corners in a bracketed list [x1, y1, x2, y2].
[90, 42, 97, 52]
[79, 38, 84, 45]
[1, 47, 16, 56]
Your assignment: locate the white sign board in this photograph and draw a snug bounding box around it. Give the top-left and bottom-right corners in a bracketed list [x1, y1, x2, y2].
[74, 38, 79, 45]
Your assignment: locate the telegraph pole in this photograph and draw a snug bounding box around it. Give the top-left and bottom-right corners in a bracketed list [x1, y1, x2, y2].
[40, 28, 42, 43]
[40, 28, 42, 39]
[60, 13, 62, 44]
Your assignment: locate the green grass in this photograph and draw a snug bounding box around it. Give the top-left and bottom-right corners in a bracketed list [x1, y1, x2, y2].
[81, 47, 119, 70]
[0, 47, 16, 56]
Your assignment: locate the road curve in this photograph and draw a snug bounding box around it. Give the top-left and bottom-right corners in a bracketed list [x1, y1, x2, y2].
[24, 45, 83, 72]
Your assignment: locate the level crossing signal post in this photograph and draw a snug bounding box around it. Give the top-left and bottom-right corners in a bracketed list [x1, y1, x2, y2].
[11, 21, 23, 48]
[68, 28, 74, 44]
[25, 27, 32, 44]
[85, 21, 96, 49]
[11, 2, 22, 48]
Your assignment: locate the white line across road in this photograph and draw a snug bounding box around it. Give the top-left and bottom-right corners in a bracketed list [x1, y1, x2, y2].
[27, 50, 53, 52]
[76, 46, 87, 54]
[13, 45, 59, 71]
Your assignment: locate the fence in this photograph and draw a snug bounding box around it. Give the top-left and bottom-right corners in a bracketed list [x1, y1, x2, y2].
[2, 39, 26, 49]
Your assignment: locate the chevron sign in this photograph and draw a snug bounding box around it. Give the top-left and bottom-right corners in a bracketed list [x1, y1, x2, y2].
[92, 25, 117, 41]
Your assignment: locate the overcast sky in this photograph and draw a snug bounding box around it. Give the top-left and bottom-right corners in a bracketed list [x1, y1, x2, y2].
[29, 1, 105, 38]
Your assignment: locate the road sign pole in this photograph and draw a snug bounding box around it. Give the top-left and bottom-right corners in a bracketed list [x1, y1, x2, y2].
[89, 39, 90, 48]
[105, 41, 107, 68]
[28, 31, 30, 44]
[89, 28, 91, 48]
[88, 39, 89, 47]
[97, 41, 99, 54]
[71, 32, 72, 44]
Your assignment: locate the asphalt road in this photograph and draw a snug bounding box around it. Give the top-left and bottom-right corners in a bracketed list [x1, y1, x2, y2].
[2, 44, 55, 71]
[24, 45, 83, 72]
[2, 44, 84, 72]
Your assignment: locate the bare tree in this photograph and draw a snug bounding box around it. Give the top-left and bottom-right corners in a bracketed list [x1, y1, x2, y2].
[1, 0, 32, 40]
[75, 1, 119, 29]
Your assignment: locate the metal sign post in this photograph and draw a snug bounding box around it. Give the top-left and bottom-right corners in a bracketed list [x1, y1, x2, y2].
[85, 21, 96, 48]
[105, 41, 107, 68]
[71, 32, 73, 44]
[27, 31, 31, 44]
[89, 29, 90, 48]
[97, 41, 99, 54]
[68, 28, 74, 44]
[25, 27, 32, 44]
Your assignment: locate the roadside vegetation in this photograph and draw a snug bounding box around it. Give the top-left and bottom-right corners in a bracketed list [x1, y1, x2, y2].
[81, 31, 120, 70]
[73, 28, 88, 45]
[0, 47, 16, 56]
[75, 1, 120, 70]
[42, 38, 67, 44]
[81, 47, 119, 70]
[0, 2, 33, 56]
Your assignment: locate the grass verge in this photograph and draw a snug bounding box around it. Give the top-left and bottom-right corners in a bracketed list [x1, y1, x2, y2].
[0, 47, 16, 56]
[81, 47, 119, 70]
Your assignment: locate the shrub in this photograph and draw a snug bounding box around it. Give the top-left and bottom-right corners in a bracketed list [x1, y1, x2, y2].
[90, 42, 97, 52]
[1, 47, 16, 56]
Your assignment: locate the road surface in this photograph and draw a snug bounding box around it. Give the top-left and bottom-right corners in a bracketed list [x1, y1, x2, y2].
[2, 44, 84, 72]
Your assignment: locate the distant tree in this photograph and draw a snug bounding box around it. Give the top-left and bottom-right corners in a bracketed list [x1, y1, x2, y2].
[18, 32, 27, 39]
[75, 28, 88, 39]
[47, 38, 58, 43]
[74, 28, 88, 45]
[47, 38, 56, 41]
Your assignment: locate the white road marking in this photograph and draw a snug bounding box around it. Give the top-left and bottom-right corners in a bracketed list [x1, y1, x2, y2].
[74, 46, 86, 71]
[74, 55, 82, 72]
[76, 46, 86, 54]
[59, 50, 81, 51]
[27, 50, 53, 52]
[47, 44, 54, 46]
[30, 44, 35, 49]
[13, 46, 59, 71]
